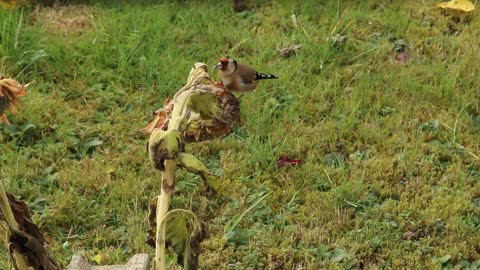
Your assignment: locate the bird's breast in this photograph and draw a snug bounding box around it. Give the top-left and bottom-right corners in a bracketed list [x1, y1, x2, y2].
[221, 75, 240, 91]
[221, 75, 233, 87]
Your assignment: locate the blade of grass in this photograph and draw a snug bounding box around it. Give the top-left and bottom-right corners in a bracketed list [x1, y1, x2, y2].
[224, 192, 271, 234]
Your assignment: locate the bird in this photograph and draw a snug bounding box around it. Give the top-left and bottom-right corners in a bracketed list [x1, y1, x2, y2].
[213, 56, 278, 93]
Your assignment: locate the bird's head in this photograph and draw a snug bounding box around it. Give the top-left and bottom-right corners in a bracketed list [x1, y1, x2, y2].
[213, 56, 237, 74]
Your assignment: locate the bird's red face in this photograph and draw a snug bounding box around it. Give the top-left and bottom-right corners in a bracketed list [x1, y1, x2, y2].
[213, 57, 236, 74]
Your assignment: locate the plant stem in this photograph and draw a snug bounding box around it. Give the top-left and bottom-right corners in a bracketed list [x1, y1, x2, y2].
[155, 159, 176, 270]
[154, 64, 210, 270]
[0, 180, 29, 270]
[155, 91, 189, 270]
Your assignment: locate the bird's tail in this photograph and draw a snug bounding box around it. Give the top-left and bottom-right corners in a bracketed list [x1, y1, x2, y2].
[255, 72, 278, 80]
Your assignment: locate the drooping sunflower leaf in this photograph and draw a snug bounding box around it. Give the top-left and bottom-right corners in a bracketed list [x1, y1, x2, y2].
[186, 90, 221, 120]
[184, 89, 240, 142]
[160, 209, 208, 270]
[148, 129, 184, 171]
[177, 153, 221, 192]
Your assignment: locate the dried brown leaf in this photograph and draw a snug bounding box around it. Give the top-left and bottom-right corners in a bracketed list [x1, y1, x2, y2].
[145, 197, 157, 248]
[0, 77, 28, 125]
[183, 88, 240, 142]
[277, 44, 303, 58]
[3, 193, 61, 270]
[141, 97, 174, 134]
[31, 5, 96, 34]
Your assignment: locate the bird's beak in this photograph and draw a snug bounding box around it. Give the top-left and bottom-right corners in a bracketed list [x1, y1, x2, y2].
[213, 62, 222, 70]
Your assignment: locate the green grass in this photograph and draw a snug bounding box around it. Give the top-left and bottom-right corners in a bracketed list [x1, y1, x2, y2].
[1, 0, 480, 269]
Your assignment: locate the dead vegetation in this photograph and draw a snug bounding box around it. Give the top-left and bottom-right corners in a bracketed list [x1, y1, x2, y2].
[30, 4, 95, 35]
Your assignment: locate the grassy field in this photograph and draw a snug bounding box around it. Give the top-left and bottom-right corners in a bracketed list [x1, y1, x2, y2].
[1, 0, 480, 269]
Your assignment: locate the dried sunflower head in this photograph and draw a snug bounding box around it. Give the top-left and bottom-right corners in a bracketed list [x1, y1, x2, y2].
[0, 77, 28, 125]
[142, 63, 240, 142]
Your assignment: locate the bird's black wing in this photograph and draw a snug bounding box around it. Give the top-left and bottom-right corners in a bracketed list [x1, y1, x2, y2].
[255, 72, 278, 80]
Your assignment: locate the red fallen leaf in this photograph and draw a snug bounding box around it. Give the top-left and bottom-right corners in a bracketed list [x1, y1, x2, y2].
[276, 156, 302, 166]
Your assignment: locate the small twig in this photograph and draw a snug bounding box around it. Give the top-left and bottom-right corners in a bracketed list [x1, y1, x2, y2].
[291, 14, 311, 41]
[323, 169, 335, 188]
[336, 0, 340, 21]
[14, 9, 23, 50]
[441, 122, 453, 131]
[329, 8, 348, 37]
[455, 143, 480, 160]
[452, 106, 467, 144]
[343, 200, 359, 208]
[224, 192, 271, 234]
[349, 45, 384, 62]
[440, 107, 479, 160]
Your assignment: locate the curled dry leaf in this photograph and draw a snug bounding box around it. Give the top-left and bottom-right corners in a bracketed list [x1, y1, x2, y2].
[277, 44, 303, 58]
[145, 205, 208, 270]
[0, 77, 28, 125]
[329, 34, 348, 48]
[140, 97, 174, 134]
[146, 197, 158, 248]
[148, 129, 184, 171]
[1, 193, 61, 270]
[401, 230, 426, 241]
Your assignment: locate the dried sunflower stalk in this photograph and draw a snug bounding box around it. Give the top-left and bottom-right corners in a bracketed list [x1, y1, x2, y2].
[145, 63, 240, 270]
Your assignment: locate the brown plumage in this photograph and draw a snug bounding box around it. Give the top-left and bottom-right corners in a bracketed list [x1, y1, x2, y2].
[213, 57, 278, 93]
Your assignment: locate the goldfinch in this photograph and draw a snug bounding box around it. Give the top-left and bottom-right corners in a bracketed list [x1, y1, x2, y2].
[213, 56, 278, 93]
